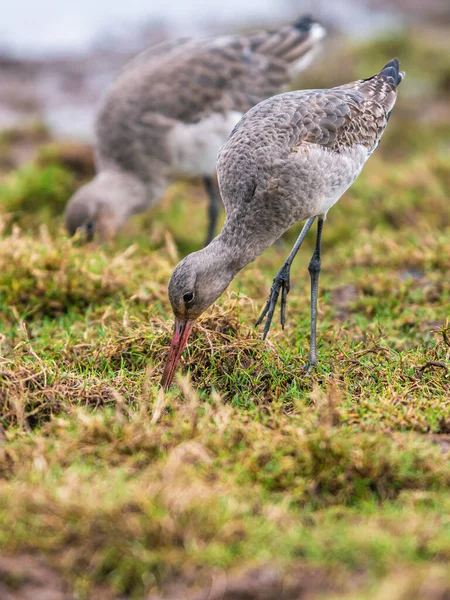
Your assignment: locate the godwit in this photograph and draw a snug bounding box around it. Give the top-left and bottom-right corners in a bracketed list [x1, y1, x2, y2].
[161, 59, 404, 389]
[64, 16, 325, 246]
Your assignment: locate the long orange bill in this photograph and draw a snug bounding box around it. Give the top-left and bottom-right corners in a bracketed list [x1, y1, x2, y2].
[161, 319, 194, 390]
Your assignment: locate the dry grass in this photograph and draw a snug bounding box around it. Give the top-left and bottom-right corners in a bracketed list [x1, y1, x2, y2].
[0, 27, 449, 599]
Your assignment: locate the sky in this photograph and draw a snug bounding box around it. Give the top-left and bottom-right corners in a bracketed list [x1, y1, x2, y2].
[2, 0, 400, 56]
[2, 0, 286, 55]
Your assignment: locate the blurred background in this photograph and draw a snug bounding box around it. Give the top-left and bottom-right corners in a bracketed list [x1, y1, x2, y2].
[0, 9, 449, 593]
[0, 0, 448, 244]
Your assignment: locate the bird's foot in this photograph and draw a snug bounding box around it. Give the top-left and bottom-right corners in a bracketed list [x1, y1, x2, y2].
[255, 262, 291, 339]
[303, 360, 317, 375]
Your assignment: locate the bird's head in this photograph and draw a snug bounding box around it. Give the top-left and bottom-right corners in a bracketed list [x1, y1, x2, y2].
[64, 171, 146, 242]
[64, 181, 116, 242]
[161, 245, 236, 390]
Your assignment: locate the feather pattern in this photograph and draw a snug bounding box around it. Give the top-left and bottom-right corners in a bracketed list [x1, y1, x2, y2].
[160, 59, 404, 388]
[96, 18, 325, 179]
[65, 17, 325, 242]
[217, 59, 404, 255]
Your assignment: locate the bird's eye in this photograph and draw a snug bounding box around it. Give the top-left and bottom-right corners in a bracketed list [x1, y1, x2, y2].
[84, 220, 95, 241]
[183, 292, 194, 304]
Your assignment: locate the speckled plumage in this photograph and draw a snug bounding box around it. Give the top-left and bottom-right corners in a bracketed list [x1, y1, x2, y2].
[161, 59, 404, 388]
[65, 16, 325, 244]
[216, 59, 404, 257]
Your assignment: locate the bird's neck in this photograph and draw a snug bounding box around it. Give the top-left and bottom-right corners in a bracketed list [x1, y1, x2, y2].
[209, 211, 283, 275]
[96, 168, 149, 218]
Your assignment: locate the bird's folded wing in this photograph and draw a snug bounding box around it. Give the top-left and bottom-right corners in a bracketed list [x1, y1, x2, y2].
[114, 20, 324, 125]
[288, 87, 392, 156]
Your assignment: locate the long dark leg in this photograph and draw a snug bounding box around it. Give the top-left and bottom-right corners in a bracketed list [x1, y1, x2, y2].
[256, 217, 316, 339]
[307, 217, 324, 369]
[203, 176, 221, 247]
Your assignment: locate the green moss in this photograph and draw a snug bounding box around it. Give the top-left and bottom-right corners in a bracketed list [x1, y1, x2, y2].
[0, 24, 449, 600]
[0, 163, 76, 224]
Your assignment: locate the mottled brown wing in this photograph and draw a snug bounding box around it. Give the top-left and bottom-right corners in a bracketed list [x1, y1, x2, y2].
[288, 90, 387, 155]
[290, 60, 402, 155]
[108, 18, 323, 125]
[141, 40, 290, 122]
[337, 57, 404, 115]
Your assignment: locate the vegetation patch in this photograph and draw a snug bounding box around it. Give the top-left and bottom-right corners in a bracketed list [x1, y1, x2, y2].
[0, 29, 449, 599]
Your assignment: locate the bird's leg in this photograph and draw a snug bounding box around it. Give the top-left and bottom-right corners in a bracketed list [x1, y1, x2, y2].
[306, 217, 324, 370]
[203, 176, 222, 247]
[256, 216, 316, 339]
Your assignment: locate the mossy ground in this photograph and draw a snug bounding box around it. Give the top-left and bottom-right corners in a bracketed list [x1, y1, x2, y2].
[0, 27, 449, 599]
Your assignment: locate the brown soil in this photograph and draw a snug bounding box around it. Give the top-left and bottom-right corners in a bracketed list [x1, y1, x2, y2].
[0, 555, 122, 600]
[0, 554, 68, 600]
[148, 565, 352, 600]
[0, 555, 350, 600]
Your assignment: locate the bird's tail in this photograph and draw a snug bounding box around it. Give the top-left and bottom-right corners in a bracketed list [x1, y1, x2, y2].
[338, 58, 405, 115]
[377, 57, 405, 87]
[248, 15, 326, 76]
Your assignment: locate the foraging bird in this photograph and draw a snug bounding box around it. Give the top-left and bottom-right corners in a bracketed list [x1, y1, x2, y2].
[64, 16, 325, 246]
[161, 59, 404, 389]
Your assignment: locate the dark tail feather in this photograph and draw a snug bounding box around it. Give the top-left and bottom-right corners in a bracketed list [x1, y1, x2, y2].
[249, 15, 325, 69]
[379, 58, 405, 86]
[293, 15, 315, 32]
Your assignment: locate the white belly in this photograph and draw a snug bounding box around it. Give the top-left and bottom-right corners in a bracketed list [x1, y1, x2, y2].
[167, 111, 243, 177]
[313, 144, 368, 216]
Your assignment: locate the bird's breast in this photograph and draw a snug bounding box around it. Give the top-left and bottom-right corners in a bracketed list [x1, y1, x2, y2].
[167, 111, 243, 178]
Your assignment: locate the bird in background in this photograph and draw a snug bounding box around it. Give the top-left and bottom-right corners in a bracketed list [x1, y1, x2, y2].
[161, 59, 404, 390]
[64, 16, 326, 247]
